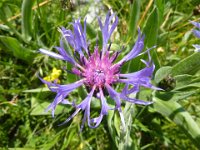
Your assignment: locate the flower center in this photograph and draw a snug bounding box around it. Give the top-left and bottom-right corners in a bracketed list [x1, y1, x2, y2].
[82, 48, 120, 88]
[93, 69, 106, 85]
[84, 65, 110, 87]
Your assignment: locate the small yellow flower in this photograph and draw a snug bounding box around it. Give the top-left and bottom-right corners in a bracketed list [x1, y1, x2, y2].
[43, 68, 62, 84]
[157, 47, 164, 53]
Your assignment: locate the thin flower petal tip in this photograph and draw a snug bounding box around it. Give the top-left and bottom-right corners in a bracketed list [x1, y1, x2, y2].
[193, 44, 200, 52]
[98, 10, 119, 55]
[39, 48, 65, 60]
[118, 28, 145, 64]
[191, 20, 200, 52]
[190, 20, 200, 28]
[191, 20, 200, 39]
[38, 11, 159, 130]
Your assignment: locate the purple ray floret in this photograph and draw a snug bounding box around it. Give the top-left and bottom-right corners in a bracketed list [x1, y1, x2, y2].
[59, 18, 88, 56]
[98, 10, 118, 55]
[118, 28, 144, 64]
[39, 40, 76, 65]
[39, 11, 159, 130]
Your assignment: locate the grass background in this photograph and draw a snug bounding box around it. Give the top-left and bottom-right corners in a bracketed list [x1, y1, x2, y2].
[0, 0, 200, 149]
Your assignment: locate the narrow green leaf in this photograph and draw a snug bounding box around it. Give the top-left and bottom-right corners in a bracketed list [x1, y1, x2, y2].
[23, 87, 50, 93]
[0, 24, 9, 31]
[128, 0, 141, 38]
[174, 82, 200, 91]
[175, 74, 194, 87]
[8, 148, 35, 150]
[107, 110, 118, 147]
[21, 0, 34, 41]
[155, 0, 165, 26]
[119, 103, 136, 150]
[173, 75, 200, 91]
[155, 90, 197, 102]
[171, 52, 200, 76]
[143, 7, 160, 69]
[0, 9, 25, 42]
[143, 7, 159, 48]
[153, 97, 200, 148]
[107, 97, 119, 148]
[0, 36, 35, 62]
[30, 97, 67, 116]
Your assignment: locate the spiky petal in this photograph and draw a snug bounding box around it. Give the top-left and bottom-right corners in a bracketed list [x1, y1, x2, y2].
[98, 10, 118, 55]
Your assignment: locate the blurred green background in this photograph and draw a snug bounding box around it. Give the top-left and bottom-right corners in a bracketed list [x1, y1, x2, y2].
[1, 0, 200, 149]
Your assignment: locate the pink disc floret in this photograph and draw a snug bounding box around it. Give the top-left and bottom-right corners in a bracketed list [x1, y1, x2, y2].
[82, 47, 120, 87]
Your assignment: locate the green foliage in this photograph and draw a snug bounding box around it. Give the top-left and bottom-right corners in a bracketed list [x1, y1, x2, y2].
[1, 0, 200, 149]
[0, 36, 35, 63]
[128, 0, 141, 39]
[21, 0, 34, 41]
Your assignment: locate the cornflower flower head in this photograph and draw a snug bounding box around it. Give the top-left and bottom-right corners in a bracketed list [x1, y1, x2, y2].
[191, 20, 200, 52]
[39, 11, 159, 131]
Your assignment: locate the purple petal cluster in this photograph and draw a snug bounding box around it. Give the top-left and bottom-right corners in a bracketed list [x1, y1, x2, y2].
[98, 11, 118, 55]
[191, 21, 200, 52]
[39, 11, 158, 130]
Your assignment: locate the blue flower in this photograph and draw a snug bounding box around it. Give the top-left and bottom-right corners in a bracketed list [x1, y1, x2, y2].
[39, 11, 159, 130]
[191, 21, 200, 52]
